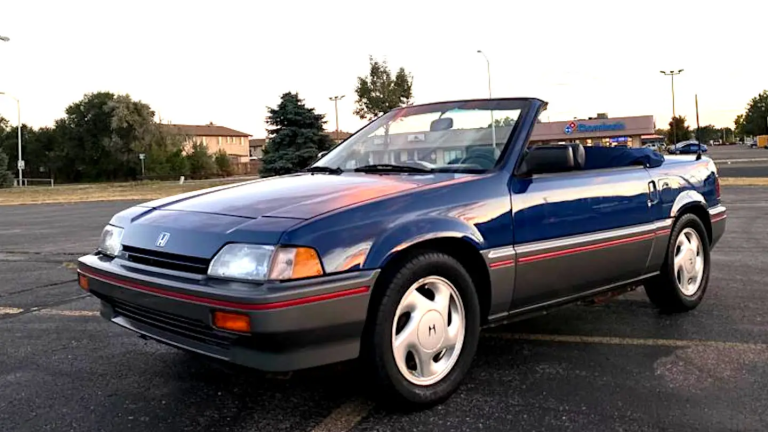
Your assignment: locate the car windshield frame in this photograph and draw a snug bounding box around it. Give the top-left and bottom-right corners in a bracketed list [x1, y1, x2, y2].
[312, 99, 534, 174]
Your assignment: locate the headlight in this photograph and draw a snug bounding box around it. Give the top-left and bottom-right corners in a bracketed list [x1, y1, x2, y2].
[98, 225, 124, 257]
[207, 244, 323, 282]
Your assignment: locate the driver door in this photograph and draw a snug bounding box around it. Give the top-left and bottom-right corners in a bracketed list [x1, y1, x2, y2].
[510, 166, 658, 308]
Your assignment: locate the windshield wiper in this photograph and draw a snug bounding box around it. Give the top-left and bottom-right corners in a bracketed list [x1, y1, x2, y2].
[304, 165, 344, 174]
[354, 164, 433, 173]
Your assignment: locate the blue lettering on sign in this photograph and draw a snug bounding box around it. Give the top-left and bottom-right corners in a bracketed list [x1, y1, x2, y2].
[565, 122, 626, 134]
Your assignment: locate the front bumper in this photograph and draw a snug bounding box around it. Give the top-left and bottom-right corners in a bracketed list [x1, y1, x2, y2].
[77, 254, 377, 372]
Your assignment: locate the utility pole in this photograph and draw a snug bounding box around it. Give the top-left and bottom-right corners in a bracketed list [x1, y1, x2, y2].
[660, 70, 684, 145]
[328, 95, 345, 142]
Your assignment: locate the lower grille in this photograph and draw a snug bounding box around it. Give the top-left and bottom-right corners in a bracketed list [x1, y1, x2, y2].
[121, 245, 210, 275]
[110, 298, 236, 349]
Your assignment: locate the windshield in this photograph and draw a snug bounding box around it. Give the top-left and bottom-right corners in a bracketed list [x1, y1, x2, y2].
[314, 100, 527, 173]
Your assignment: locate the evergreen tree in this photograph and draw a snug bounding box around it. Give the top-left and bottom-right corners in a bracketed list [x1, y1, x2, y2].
[185, 141, 216, 179]
[0, 148, 13, 187]
[214, 149, 233, 177]
[260, 92, 333, 177]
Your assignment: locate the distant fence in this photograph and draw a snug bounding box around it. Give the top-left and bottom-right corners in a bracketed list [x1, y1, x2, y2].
[14, 178, 55, 187]
[232, 160, 262, 176]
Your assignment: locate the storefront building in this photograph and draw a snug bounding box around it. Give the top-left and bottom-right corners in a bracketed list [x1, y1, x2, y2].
[530, 115, 656, 148]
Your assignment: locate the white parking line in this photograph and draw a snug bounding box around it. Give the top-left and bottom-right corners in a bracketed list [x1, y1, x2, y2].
[485, 332, 768, 350]
[0, 307, 99, 317]
[35, 309, 99, 317]
[0, 307, 24, 315]
[717, 158, 768, 163]
[310, 399, 374, 432]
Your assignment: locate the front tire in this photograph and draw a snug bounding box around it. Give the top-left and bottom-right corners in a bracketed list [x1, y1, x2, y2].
[363, 251, 480, 407]
[644, 213, 710, 313]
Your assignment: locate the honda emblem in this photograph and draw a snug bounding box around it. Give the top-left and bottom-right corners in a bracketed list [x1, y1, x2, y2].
[156, 232, 171, 247]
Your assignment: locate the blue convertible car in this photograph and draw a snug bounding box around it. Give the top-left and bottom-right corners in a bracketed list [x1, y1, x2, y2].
[78, 98, 726, 406]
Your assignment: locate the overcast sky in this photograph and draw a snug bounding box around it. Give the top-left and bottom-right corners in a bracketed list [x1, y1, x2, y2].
[1, 0, 766, 138]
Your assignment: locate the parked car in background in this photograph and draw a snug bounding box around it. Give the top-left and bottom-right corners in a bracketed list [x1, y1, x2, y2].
[77, 98, 726, 407]
[643, 143, 660, 151]
[669, 141, 708, 155]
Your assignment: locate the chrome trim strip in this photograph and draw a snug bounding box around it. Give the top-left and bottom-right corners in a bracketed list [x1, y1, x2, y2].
[653, 219, 673, 229]
[516, 222, 661, 255]
[487, 247, 516, 259]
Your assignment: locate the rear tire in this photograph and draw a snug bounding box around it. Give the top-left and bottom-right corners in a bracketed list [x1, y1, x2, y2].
[644, 213, 710, 313]
[363, 251, 480, 408]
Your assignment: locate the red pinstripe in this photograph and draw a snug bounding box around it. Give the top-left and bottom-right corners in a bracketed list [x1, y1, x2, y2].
[517, 232, 657, 264]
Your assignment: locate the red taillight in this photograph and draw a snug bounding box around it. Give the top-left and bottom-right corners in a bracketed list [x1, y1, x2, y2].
[715, 176, 721, 199]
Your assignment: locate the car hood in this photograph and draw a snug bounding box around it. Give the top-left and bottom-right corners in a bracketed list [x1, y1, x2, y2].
[138, 173, 455, 220]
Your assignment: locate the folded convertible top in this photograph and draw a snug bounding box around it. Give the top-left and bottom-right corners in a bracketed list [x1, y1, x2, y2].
[582, 147, 665, 170]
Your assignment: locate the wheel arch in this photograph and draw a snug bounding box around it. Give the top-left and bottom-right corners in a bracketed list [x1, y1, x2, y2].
[670, 191, 712, 244]
[370, 237, 493, 325]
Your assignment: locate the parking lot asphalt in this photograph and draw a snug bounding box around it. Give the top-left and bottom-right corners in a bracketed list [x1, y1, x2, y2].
[1, 187, 768, 432]
[705, 146, 768, 177]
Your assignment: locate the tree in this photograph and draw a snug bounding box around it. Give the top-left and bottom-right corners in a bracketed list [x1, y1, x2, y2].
[489, 116, 515, 127]
[185, 141, 216, 179]
[737, 90, 768, 137]
[353, 56, 413, 121]
[667, 116, 692, 144]
[260, 92, 334, 177]
[214, 150, 233, 177]
[695, 124, 719, 143]
[734, 114, 746, 140]
[0, 148, 13, 187]
[54, 92, 156, 181]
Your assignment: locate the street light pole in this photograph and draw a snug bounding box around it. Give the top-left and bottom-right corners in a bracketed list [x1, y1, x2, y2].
[477, 50, 496, 150]
[0, 92, 22, 185]
[660, 70, 684, 145]
[329, 95, 345, 142]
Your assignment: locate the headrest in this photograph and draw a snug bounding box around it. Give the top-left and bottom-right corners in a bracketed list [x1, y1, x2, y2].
[521, 144, 582, 175]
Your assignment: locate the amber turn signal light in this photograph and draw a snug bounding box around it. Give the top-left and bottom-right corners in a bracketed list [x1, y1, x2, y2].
[78, 274, 89, 291]
[291, 247, 324, 279]
[213, 311, 251, 333]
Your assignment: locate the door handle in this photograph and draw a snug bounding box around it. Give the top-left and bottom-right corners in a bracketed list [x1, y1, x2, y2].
[647, 181, 660, 207]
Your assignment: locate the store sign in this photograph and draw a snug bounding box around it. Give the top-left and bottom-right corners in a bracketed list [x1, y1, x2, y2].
[564, 121, 626, 135]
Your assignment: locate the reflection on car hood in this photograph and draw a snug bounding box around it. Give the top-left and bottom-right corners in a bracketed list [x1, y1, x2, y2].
[138, 173, 458, 220]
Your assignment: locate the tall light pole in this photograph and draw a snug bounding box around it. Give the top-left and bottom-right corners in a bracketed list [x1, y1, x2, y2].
[0, 92, 22, 185]
[329, 95, 345, 142]
[660, 69, 684, 145]
[477, 50, 496, 149]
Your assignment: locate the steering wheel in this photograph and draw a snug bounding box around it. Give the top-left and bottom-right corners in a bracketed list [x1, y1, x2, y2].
[458, 152, 496, 169]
